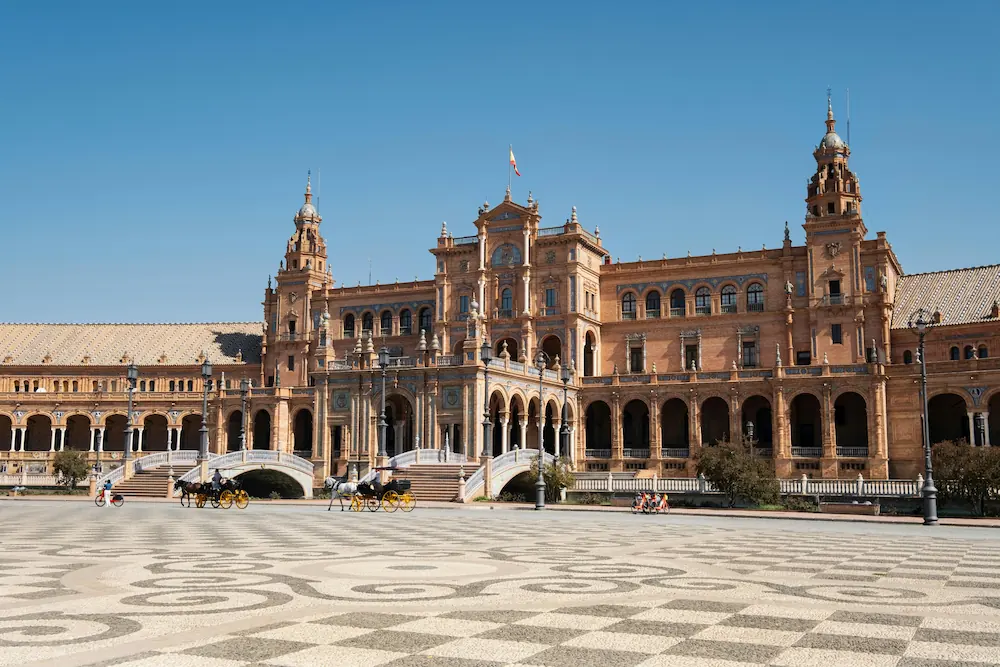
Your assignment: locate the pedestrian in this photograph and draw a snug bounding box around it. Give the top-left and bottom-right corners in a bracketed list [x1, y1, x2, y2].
[103, 479, 113, 508]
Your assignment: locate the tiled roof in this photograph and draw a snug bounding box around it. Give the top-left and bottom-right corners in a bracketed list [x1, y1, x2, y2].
[0, 323, 263, 367]
[891, 264, 1000, 329]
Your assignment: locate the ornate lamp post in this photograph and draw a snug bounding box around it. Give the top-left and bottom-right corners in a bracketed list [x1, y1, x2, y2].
[481, 340, 493, 458]
[908, 308, 939, 526]
[124, 363, 138, 465]
[560, 360, 573, 460]
[199, 359, 213, 464]
[377, 347, 389, 458]
[239, 378, 250, 450]
[534, 349, 549, 509]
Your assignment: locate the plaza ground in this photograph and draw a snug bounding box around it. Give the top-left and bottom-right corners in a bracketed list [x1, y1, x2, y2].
[1, 502, 1000, 667]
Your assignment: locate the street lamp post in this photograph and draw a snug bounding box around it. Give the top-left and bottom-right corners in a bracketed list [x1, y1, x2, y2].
[745, 420, 755, 455]
[534, 349, 549, 509]
[377, 347, 389, 458]
[560, 360, 573, 460]
[908, 308, 939, 526]
[239, 378, 250, 450]
[124, 363, 138, 466]
[481, 340, 493, 458]
[199, 360, 213, 464]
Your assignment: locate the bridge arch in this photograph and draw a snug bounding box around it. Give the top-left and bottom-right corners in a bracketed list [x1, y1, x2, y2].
[176, 451, 315, 498]
[464, 449, 555, 500]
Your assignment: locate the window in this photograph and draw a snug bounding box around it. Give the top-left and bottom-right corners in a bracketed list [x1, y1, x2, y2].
[629, 346, 643, 373]
[695, 287, 711, 315]
[320, 330, 327, 347]
[267, 376, 274, 387]
[965, 345, 975, 360]
[796, 351, 811, 366]
[950, 346, 960, 360]
[288, 320, 296, 335]
[148, 381, 154, 392]
[312, 310, 321, 330]
[545, 288, 557, 314]
[187, 380, 193, 391]
[570, 276, 577, 312]
[747, 283, 764, 312]
[721, 285, 737, 313]
[291, 259, 298, 269]
[288, 355, 295, 371]
[831, 324, 843, 344]
[645, 291, 661, 318]
[344, 314, 355, 338]
[621, 293, 636, 320]
[169, 380, 176, 391]
[864, 266, 876, 292]
[685, 344, 699, 371]
[670, 289, 685, 316]
[362, 312, 373, 332]
[500, 288, 513, 316]
[903, 350, 913, 364]
[811, 205, 820, 217]
[828, 280, 842, 304]
[979, 346, 989, 359]
[459, 295, 470, 314]
[380, 310, 392, 335]
[140, 380, 146, 392]
[742, 341, 758, 368]
[418, 307, 432, 332]
[796, 271, 807, 297]
[827, 202, 835, 214]
[399, 310, 412, 335]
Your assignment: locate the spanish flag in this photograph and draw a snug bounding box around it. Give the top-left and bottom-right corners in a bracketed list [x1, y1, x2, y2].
[509, 146, 520, 177]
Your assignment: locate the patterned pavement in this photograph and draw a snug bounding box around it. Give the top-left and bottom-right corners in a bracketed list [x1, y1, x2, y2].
[1, 502, 1000, 667]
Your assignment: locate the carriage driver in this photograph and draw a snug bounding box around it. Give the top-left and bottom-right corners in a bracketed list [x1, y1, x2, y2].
[211, 469, 223, 493]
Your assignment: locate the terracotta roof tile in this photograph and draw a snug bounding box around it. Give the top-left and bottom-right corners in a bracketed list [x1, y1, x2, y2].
[0, 323, 263, 366]
[891, 264, 1000, 329]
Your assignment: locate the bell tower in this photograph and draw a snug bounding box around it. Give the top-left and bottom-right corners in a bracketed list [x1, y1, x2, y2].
[804, 92, 863, 224]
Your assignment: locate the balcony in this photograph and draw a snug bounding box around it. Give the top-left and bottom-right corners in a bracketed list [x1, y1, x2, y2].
[837, 447, 869, 458]
[645, 310, 660, 319]
[585, 449, 612, 458]
[542, 307, 560, 316]
[721, 303, 736, 314]
[623, 448, 650, 458]
[747, 302, 764, 313]
[496, 309, 514, 319]
[621, 310, 636, 320]
[660, 447, 690, 458]
[695, 306, 711, 316]
[792, 447, 822, 457]
[669, 307, 685, 318]
[828, 293, 843, 305]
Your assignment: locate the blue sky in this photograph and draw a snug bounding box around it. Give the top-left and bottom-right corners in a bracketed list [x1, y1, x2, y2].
[1, 1, 997, 323]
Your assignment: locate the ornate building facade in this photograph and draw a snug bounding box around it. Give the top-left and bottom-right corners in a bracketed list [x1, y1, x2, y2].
[2, 101, 999, 487]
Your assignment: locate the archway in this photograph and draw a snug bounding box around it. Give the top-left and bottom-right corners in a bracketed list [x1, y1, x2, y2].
[700, 397, 729, 445]
[509, 396, 524, 449]
[790, 394, 822, 449]
[583, 332, 596, 377]
[585, 401, 612, 455]
[227, 411, 244, 451]
[496, 337, 518, 361]
[0, 415, 11, 451]
[622, 399, 650, 455]
[253, 410, 272, 450]
[180, 415, 202, 450]
[234, 469, 306, 500]
[25, 415, 52, 452]
[990, 394, 1000, 447]
[65, 415, 92, 451]
[142, 415, 169, 451]
[928, 393, 969, 444]
[741, 395, 773, 448]
[489, 391, 505, 454]
[541, 335, 562, 368]
[527, 399, 540, 452]
[543, 402, 557, 455]
[293, 409, 313, 456]
[660, 398, 689, 452]
[385, 395, 414, 456]
[104, 415, 127, 452]
[834, 392, 868, 452]
[452, 338, 466, 361]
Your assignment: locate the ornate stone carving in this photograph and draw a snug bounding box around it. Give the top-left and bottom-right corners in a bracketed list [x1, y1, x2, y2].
[825, 241, 843, 258]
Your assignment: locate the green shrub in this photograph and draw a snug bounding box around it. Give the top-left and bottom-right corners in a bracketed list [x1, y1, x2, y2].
[473, 495, 491, 502]
[527, 456, 576, 502]
[696, 440, 779, 508]
[782, 495, 819, 512]
[497, 491, 527, 503]
[933, 440, 1000, 516]
[53, 451, 89, 490]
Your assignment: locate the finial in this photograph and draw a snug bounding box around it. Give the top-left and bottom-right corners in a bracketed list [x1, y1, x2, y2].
[306, 169, 312, 194]
[505, 185, 511, 201]
[267, 275, 272, 289]
[638, 255, 642, 262]
[431, 334, 441, 351]
[417, 329, 427, 352]
[827, 86, 833, 120]
[784, 220, 791, 242]
[571, 206, 577, 223]
[594, 226, 600, 237]
[527, 190, 533, 204]
[441, 221, 447, 237]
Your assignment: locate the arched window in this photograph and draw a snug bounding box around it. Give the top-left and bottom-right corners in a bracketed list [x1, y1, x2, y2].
[950, 346, 960, 361]
[343, 314, 355, 338]
[695, 287, 711, 315]
[979, 346, 989, 359]
[669, 289, 686, 317]
[169, 380, 176, 392]
[140, 380, 147, 392]
[187, 380, 194, 392]
[965, 345, 975, 360]
[621, 293, 637, 320]
[399, 309, 412, 336]
[721, 285, 737, 313]
[903, 350, 913, 364]
[72, 381, 78, 392]
[418, 307, 432, 333]
[500, 288, 513, 316]
[380, 310, 393, 336]
[747, 283, 765, 312]
[645, 291, 661, 318]
[362, 312, 374, 333]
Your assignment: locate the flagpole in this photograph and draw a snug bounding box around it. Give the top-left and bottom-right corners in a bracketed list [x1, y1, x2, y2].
[508, 144, 512, 193]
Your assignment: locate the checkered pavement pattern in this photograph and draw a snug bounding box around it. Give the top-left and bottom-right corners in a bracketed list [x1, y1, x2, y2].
[114, 603, 1000, 667]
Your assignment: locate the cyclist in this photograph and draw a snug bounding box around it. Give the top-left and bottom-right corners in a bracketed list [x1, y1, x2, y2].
[102, 479, 113, 508]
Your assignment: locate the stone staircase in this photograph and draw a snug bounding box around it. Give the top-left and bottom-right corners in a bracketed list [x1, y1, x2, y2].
[392, 464, 474, 502]
[113, 465, 197, 499]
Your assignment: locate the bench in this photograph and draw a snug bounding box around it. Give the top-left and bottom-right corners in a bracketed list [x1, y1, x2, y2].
[819, 501, 880, 516]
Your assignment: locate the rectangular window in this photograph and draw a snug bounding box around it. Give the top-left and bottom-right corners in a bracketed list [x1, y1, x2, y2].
[796, 351, 811, 366]
[831, 324, 843, 344]
[742, 341, 758, 368]
[569, 248, 577, 261]
[629, 346, 643, 373]
[685, 345, 699, 371]
[287, 355, 295, 371]
[459, 295, 469, 313]
[267, 376, 274, 387]
[829, 279, 841, 294]
[438, 287, 444, 319]
[288, 320, 296, 334]
[545, 288, 556, 307]
[312, 310, 321, 330]
[570, 276, 577, 312]
[864, 266, 876, 292]
[796, 271, 807, 297]
[148, 381, 155, 392]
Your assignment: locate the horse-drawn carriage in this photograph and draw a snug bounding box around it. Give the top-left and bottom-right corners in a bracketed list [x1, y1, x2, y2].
[327, 469, 416, 513]
[175, 478, 250, 509]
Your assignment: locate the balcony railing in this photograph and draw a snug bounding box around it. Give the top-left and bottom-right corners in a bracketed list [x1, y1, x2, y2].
[828, 293, 843, 305]
[747, 302, 764, 312]
[660, 448, 690, 458]
[621, 310, 636, 320]
[792, 447, 822, 457]
[721, 304, 736, 314]
[695, 305, 711, 315]
[452, 235, 478, 245]
[542, 307, 560, 316]
[670, 307, 685, 317]
[645, 310, 660, 319]
[585, 449, 612, 458]
[623, 448, 650, 458]
[837, 447, 869, 457]
[496, 309, 514, 319]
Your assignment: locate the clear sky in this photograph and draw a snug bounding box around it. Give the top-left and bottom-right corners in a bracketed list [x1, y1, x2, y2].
[2, 1, 997, 324]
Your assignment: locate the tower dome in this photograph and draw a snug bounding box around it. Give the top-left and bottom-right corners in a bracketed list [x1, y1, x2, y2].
[817, 94, 847, 153]
[294, 172, 321, 222]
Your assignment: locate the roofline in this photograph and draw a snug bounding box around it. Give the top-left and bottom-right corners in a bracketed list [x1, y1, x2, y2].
[0, 321, 264, 326]
[899, 262, 1000, 278]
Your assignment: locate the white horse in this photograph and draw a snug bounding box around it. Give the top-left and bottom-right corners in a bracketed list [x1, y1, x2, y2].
[325, 477, 359, 511]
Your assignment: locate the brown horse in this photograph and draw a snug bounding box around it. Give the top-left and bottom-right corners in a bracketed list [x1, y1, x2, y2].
[174, 480, 208, 506]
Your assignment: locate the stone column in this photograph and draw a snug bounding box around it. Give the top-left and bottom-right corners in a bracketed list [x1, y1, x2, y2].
[519, 418, 527, 451]
[136, 426, 145, 452]
[689, 396, 702, 453]
[821, 384, 836, 478]
[500, 414, 509, 454]
[97, 427, 105, 453]
[969, 413, 977, 446]
[730, 395, 741, 444]
[552, 415, 561, 458]
[984, 412, 991, 447]
[50, 428, 57, 451]
[650, 399, 661, 460]
[89, 427, 97, 452]
[522, 274, 531, 316]
[611, 394, 623, 462]
[57, 428, 65, 451]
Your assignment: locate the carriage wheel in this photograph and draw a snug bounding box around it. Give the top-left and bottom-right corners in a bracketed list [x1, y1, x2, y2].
[94, 494, 105, 507]
[382, 491, 400, 512]
[366, 496, 379, 512]
[219, 490, 234, 509]
[399, 491, 416, 512]
[210, 495, 222, 509]
[350, 495, 364, 512]
[235, 490, 249, 509]
[195, 494, 207, 509]
[112, 495, 124, 507]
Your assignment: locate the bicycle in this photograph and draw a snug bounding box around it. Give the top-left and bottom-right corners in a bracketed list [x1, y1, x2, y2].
[94, 491, 124, 507]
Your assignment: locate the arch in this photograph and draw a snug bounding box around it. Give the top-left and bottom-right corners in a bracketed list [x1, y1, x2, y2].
[452, 337, 466, 359]
[950, 346, 960, 361]
[141, 414, 169, 451]
[979, 345, 989, 359]
[695, 286, 711, 315]
[660, 398, 689, 449]
[644, 290, 661, 318]
[834, 391, 868, 451]
[418, 307, 432, 333]
[24, 414, 52, 452]
[790, 393, 822, 449]
[543, 402, 556, 454]
[622, 399, 650, 453]
[293, 409, 314, 455]
[741, 395, 773, 447]
[253, 410, 272, 450]
[990, 393, 1000, 449]
[583, 330, 597, 377]
[621, 292, 637, 320]
[0, 414, 11, 451]
[903, 350, 913, 364]
[746, 282, 765, 312]
[496, 337, 518, 361]
[343, 313, 355, 338]
[509, 393, 525, 449]
[361, 311, 374, 333]
[399, 309, 412, 335]
[380, 310, 393, 336]
[226, 410, 244, 451]
[669, 288, 685, 315]
[585, 401, 612, 452]
[180, 414, 202, 450]
[721, 284, 737, 313]
[104, 414, 127, 452]
[928, 392, 969, 444]
[385, 394, 414, 456]
[234, 469, 306, 500]
[64, 414, 92, 451]
[700, 397, 729, 445]
[541, 335, 562, 368]
[489, 390, 506, 453]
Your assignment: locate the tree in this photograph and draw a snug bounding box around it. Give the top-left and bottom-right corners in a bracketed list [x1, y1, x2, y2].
[527, 456, 576, 502]
[933, 440, 1000, 516]
[695, 439, 779, 508]
[53, 450, 90, 490]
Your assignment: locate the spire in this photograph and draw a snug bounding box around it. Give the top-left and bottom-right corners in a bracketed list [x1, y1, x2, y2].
[825, 87, 836, 134]
[304, 170, 313, 204]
